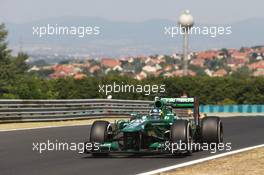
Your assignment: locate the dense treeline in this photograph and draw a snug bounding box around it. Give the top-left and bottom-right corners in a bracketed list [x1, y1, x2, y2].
[1, 75, 264, 105]
[0, 23, 264, 104]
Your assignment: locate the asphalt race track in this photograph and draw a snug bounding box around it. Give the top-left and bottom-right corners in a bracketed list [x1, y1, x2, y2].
[1, 116, 264, 175]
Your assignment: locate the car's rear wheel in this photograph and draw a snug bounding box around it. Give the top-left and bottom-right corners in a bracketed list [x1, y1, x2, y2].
[201, 117, 223, 144]
[90, 120, 112, 156]
[170, 120, 193, 155]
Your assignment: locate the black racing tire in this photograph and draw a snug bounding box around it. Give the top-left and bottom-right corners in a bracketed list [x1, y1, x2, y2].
[90, 121, 111, 143]
[170, 120, 193, 155]
[89, 121, 111, 157]
[201, 117, 223, 144]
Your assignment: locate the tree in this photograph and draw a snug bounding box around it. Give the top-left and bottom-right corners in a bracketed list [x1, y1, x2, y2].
[232, 66, 252, 78]
[11, 52, 29, 74]
[189, 65, 206, 76]
[0, 23, 10, 63]
[0, 23, 12, 95]
[0, 23, 29, 98]
[205, 58, 226, 71]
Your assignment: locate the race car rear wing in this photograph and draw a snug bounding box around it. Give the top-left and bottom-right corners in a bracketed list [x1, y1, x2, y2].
[160, 97, 194, 108]
[154, 97, 200, 125]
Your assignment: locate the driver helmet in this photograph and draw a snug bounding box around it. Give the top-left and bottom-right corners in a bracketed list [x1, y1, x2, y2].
[149, 108, 163, 119]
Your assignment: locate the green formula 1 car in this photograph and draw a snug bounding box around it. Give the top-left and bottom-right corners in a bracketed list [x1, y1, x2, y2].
[85, 97, 223, 156]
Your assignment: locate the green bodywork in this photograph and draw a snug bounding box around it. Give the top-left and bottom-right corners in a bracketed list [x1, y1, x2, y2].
[94, 97, 199, 152]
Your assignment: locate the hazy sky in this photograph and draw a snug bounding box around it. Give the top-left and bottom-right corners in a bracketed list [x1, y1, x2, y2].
[1, 0, 263, 24]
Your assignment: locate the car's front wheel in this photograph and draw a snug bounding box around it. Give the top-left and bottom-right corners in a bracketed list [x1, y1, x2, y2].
[89, 120, 112, 156]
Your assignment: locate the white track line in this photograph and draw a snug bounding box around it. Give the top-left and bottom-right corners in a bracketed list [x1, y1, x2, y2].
[138, 144, 264, 175]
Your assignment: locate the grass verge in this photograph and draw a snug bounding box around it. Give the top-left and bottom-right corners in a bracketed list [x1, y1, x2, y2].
[162, 147, 264, 175]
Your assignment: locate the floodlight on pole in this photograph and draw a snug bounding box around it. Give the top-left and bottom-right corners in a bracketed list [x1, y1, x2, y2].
[178, 10, 194, 76]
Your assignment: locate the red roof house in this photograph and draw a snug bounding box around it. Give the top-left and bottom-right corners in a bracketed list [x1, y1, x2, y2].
[190, 58, 205, 67]
[232, 51, 249, 60]
[196, 51, 218, 60]
[101, 58, 121, 68]
[212, 69, 227, 77]
[248, 60, 264, 70]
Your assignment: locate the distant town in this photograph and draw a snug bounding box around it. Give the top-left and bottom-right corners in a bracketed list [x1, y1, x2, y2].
[27, 45, 264, 80]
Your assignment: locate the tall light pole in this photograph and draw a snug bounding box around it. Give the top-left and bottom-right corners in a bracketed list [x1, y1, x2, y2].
[178, 10, 194, 76]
